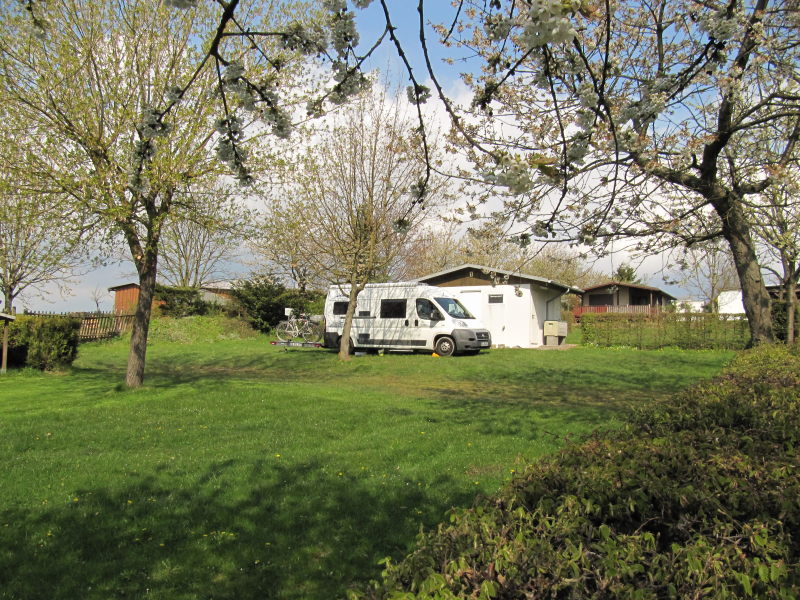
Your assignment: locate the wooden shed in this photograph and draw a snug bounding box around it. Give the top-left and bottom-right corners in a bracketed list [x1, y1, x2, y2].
[108, 283, 141, 314]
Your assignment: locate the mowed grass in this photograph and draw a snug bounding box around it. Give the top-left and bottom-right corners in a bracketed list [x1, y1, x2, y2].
[0, 335, 734, 600]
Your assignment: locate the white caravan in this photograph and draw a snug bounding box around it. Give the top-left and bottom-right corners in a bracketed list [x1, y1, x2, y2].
[323, 282, 491, 356]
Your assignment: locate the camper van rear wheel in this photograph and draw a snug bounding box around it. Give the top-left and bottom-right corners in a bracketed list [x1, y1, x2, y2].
[435, 336, 456, 357]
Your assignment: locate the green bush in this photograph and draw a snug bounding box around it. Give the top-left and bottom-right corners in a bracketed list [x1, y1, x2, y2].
[581, 312, 750, 349]
[6, 315, 81, 370]
[231, 276, 323, 333]
[771, 300, 800, 342]
[354, 345, 800, 599]
[154, 284, 213, 318]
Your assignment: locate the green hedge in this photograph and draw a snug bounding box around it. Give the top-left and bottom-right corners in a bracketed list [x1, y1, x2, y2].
[231, 277, 323, 333]
[581, 312, 750, 349]
[771, 300, 800, 342]
[6, 315, 81, 370]
[354, 345, 800, 599]
[154, 284, 213, 318]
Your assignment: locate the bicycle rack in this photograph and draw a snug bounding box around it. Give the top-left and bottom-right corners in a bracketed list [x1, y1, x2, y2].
[270, 341, 323, 348]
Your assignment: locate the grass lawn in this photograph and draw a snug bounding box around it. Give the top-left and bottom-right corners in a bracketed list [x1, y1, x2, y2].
[0, 334, 734, 600]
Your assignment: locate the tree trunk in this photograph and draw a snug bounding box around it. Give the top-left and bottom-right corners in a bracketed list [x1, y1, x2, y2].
[718, 197, 774, 345]
[126, 251, 158, 388]
[338, 283, 363, 361]
[786, 278, 797, 345]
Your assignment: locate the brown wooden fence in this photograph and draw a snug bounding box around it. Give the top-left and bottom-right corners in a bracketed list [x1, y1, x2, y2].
[23, 312, 136, 342]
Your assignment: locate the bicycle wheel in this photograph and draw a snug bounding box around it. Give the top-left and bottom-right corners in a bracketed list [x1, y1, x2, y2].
[275, 321, 294, 342]
[301, 320, 323, 343]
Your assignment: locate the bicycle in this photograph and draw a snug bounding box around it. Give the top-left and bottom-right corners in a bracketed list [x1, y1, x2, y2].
[275, 309, 323, 343]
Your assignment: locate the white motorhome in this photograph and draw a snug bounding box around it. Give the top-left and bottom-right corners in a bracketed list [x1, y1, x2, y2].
[323, 282, 491, 356]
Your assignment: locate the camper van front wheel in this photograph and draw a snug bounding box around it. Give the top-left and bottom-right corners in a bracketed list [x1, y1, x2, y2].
[435, 336, 456, 357]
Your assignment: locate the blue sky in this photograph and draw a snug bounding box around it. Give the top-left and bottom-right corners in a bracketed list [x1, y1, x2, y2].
[354, 2, 476, 90]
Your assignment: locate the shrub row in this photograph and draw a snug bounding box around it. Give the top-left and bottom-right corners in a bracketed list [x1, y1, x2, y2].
[581, 312, 751, 349]
[5, 315, 81, 370]
[354, 345, 800, 599]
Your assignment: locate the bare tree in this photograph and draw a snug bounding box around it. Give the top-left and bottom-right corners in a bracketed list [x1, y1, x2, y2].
[158, 186, 252, 288]
[249, 195, 326, 292]
[753, 184, 800, 342]
[672, 241, 739, 311]
[272, 88, 443, 359]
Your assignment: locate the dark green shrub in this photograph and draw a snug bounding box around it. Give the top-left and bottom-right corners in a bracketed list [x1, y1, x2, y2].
[154, 284, 212, 318]
[7, 315, 81, 370]
[354, 345, 800, 599]
[231, 276, 323, 333]
[771, 300, 800, 343]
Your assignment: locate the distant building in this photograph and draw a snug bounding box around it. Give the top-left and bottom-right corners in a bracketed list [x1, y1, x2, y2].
[717, 285, 800, 314]
[717, 289, 746, 314]
[574, 281, 676, 319]
[677, 299, 707, 313]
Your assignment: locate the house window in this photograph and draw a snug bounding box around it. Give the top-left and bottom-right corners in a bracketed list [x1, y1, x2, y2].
[380, 299, 407, 319]
[488, 294, 504, 304]
[332, 301, 348, 316]
[588, 293, 614, 306]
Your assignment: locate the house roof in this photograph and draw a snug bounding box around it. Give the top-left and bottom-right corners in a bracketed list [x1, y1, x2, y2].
[108, 282, 235, 292]
[108, 283, 139, 292]
[415, 263, 584, 294]
[581, 280, 677, 300]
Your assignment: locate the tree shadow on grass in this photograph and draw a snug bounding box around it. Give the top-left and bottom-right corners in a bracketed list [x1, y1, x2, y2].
[417, 365, 664, 442]
[0, 459, 471, 600]
[70, 347, 339, 392]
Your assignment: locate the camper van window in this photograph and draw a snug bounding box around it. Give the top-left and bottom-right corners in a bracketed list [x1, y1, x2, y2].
[434, 297, 475, 319]
[488, 294, 504, 304]
[333, 302, 348, 316]
[380, 299, 407, 319]
[416, 299, 442, 321]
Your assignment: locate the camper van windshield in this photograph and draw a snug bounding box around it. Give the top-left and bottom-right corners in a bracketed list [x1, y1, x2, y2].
[434, 297, 475, 319]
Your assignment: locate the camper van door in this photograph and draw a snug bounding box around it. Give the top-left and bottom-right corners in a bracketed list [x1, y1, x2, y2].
[410, 298, 443, 345]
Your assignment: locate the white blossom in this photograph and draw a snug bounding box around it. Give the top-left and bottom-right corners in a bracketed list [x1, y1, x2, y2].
[517, 0, 577, 48]
[406, 84, 431, 105]
[485, 155, 535, 195]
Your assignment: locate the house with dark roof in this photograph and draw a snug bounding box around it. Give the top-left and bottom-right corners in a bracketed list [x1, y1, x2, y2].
[574, 281, 676, 319]
[415, 264, 583, 348]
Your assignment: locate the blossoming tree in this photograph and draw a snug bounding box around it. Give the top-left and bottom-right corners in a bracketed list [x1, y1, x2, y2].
[429, 0, 800, 345]
[0, 0, 316, 386]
